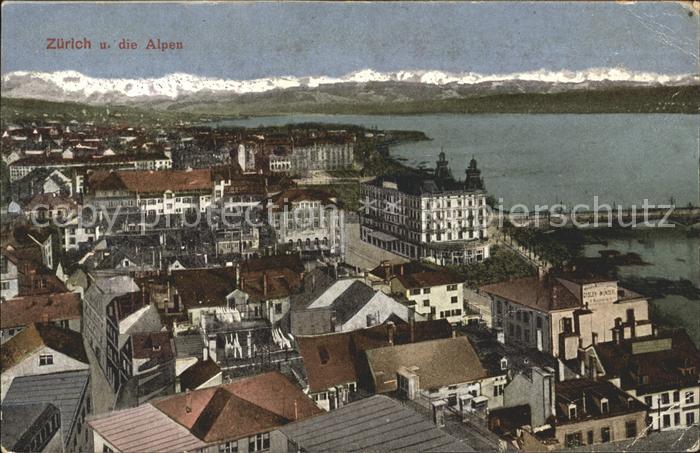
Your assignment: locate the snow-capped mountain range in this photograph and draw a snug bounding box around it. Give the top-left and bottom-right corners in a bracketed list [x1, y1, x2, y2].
[2, 68, 698, 106]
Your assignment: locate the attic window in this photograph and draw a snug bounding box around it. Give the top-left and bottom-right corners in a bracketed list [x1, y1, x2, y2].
[568, 404, 577, 420]
[39, 354, 54, 366]
[500, 357, 508, 370]
[600, 399, 609, 414]
[318, 346, 330, 365]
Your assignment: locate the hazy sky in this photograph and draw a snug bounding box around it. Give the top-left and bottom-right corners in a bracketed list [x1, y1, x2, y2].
[2, 1, 698, 79]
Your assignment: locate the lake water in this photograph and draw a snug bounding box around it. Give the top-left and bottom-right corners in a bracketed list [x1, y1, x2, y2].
[584, 231, 699, 286]
[584, 231, 700, 345]
[213, 113, 699, 208]
[215, 113, 699, 342]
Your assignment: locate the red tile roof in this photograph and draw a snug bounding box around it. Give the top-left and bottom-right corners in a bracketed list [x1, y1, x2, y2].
[169, 267, 238, 309]
[593, 329, 700, 394]
[240, 267, 302, 302]
[24, 193, 79, 212]
[298, 320, 453, 393]
[89, 169, 212, 194]
[266, 188, 337, 211]
[480, 277, 581, 312]
[131, 331, 173, 362]
[153, 371, 321, 443]
[371, 262, 463, 288]
[1, 292, 81, 330]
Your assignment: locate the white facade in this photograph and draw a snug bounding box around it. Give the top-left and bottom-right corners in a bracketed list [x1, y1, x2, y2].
[360, 181, 491, 265]
[392, 279, 464, 324]
[1, 346, 89, 400]
[60, 218, 102, 251]
[635, 386, 699, 431]
[1, 254, 19, 299]
[270, 200, 345, 257]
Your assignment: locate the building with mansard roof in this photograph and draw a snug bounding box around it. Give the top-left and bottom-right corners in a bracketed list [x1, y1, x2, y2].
[360, 153, 490, 265]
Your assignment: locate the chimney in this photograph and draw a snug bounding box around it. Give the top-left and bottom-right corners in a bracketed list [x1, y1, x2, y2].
[381, 260, 390, 281]
[185, 390, 192, 413]
[409, 311, 415, 343]
[263, 273, 268, 296]
[203, 347, 209, 361]
[496, 327, 505, 344]
[613, 328, 621, 345]
[386, 321, 396, 345]
[432, 400, 446, 427]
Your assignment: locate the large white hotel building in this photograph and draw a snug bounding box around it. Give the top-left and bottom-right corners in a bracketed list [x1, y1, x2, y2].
[360, 153, 491, 265]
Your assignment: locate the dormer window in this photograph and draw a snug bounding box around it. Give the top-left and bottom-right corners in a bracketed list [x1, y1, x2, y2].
[318, 346, 330, 365]
[568, 404, 577, 419]
[500, 357, 508, 371]
[600, 398, 609, 414]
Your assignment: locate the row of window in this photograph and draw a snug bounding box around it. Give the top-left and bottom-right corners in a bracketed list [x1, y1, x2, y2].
[646, 390, 695, 407]
[440, 309, 462, 319]
[496, 301, 545, 329]
[217, 433, 271, 453]
[28, 413, 60, 452]
[564, 421, 637, 447]
[655, 411, 696, 429]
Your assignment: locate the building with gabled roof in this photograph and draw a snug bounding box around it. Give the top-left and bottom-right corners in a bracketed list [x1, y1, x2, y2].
[1, 323, 89, 400]
[366, 336, 493, 412]
[534, 378, 648, 448]
[583, 328, 700, 432]
[481, 273, 650, 360]
[2, 369, 92, 453]
[88, 371, 322, 452]
[89, 404, 207, 453]
[0, 292, 82, 344]
[86, 168, 213, 215]
[296, 319, 452, 411]
[277, 395, 474, 453]
[291, 278, 422, 336]
[371, 260, 467, 324]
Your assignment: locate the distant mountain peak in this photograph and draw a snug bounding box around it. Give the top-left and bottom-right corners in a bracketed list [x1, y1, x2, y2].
[2, 68, 697, 106]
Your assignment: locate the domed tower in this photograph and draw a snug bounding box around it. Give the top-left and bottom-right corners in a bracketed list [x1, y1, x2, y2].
[465, 156, 485, 191]
[434, 151, 453, 181]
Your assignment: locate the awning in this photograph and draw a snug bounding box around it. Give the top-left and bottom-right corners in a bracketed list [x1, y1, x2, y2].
[472, 395, 489, 405]
[368, 230, 398, 242]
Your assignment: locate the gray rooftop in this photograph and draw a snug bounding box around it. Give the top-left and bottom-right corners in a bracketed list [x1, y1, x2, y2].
[173, 333, 206, 359]
[2, 370, 90, 444]
[307, 279, 379, 325]
[1, 402, 58, 451]
[88, 403, 206, 452]
[280, 395, 475, 452]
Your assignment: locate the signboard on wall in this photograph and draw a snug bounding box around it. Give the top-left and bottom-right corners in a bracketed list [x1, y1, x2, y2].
[581, 282, 618, 305]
